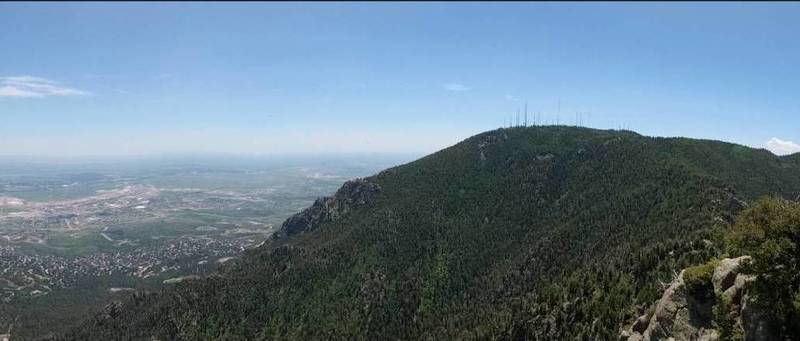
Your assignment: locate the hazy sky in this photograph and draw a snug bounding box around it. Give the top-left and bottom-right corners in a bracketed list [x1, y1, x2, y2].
[1, 2, 799, 156]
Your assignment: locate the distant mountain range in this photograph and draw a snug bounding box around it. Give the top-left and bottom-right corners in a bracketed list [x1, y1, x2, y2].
[61, 126, 800, 340]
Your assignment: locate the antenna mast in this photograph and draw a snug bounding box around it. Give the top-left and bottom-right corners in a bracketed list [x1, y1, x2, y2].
[524, 102, 528, 127]
[557, 100, 561, 126]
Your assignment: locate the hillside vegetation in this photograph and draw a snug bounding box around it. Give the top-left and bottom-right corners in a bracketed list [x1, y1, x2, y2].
[622, 197, 800, 340]
[726, 197, 800, 337]
[61, 126, 800, 340]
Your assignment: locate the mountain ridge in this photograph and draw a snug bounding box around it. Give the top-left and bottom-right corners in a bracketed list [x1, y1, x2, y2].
[61, 126, 800, 340]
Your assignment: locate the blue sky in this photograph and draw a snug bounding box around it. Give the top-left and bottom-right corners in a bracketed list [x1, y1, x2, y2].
[1, 2, 799, 156]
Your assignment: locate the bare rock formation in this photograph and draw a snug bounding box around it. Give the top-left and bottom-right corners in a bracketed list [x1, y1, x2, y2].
[622, 256, 779, 341]
[273, 178, 381, 238]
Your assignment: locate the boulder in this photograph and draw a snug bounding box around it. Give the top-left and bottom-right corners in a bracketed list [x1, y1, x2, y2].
[722, 273, 754, 305]
[697, 328, 719, 341]
[632, 313, 650, 333]
[627, 332, 643, 341]
[712, 256, 751, 293]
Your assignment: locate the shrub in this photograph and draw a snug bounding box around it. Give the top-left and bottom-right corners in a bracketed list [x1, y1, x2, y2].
[683, 259, 718, 296]
[713, 293, 743, 341]
[726, 197, 800, 337]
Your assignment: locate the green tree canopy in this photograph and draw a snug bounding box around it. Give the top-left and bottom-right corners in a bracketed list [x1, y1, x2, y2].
[727, 197, 800, 335]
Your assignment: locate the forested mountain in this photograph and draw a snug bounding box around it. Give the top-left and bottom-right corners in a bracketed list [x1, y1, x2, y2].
[61, 126, 800, 340]
[786, 152, 800, 166]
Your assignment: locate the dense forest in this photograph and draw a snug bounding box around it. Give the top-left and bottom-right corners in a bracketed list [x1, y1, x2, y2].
[60, 126, 800, 340]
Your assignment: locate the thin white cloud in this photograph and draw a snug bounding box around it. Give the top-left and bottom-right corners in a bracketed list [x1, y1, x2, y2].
[0, 85, 40, 97]
[765, 137, 800, 156]
[442, 83, 470, 92]
[504, 94, 519, 101]
[0, 76, 91, 98]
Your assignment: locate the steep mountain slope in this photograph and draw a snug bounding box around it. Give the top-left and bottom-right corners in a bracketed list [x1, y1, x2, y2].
[62, 127, 800, 340]
[786, 152, 800, 168]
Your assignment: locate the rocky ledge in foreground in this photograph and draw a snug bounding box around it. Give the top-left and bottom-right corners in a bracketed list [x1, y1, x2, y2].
[622, 256, 782, 341]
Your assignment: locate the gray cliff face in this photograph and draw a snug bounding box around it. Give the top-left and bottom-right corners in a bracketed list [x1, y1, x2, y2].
[622, 256, 782, 341]
[273, 178, 381, 239]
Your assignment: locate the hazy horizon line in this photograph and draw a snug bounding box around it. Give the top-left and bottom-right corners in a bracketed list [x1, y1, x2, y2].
[0, 151, 425, 163]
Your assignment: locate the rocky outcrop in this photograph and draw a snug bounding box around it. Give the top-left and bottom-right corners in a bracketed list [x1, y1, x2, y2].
[713, 256, 754, 306]
[273, 178, 381, 238]
[712, 257, 748, 293]
[622, 256, 773, 341]
[477, 130, 508, 161]
[625, 270, 716, 341]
